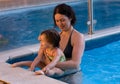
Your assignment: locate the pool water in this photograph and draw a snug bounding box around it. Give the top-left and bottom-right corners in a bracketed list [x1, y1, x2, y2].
[7, 39, 120, 84]
[0, 0, 120, 51]
[93, 0, 120, 30]
[81, 40, 120, 84]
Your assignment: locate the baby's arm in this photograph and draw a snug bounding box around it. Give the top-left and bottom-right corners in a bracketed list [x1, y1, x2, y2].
[42, 49, 61, 72]
[30, 48, 44, 71]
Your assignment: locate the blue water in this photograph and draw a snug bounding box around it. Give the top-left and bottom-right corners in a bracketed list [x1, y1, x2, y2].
[0, 0, 120, 51]
[81, 40, 120, 84]
[7, 39, 120, 84]
[93, 0, 120, 30]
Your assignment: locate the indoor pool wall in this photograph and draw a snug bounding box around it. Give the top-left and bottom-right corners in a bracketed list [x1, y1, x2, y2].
[85, 32, 120, 50]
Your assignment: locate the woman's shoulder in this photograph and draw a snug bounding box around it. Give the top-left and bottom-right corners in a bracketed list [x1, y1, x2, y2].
[72, 29, 84, 40]
[71, 29, 85, 48]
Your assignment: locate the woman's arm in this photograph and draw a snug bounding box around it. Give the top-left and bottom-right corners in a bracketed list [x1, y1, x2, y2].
[56, 32, 85, 70]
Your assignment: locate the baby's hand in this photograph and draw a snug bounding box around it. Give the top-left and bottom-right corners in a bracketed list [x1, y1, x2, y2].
[29, 65, 35, 71]
[35, 70, 45, 75]
[11, 63, 17, 67]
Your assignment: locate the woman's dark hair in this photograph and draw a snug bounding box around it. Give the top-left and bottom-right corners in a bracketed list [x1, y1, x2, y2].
[53, 3, 76, 27]
[41, 29, 60, 47]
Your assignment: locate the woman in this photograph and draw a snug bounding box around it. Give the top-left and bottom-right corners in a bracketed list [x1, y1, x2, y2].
[53, 3, 85, 75]
[52, 4, 85, 84]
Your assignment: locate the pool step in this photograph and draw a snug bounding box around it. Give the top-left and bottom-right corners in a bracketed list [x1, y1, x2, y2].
[0, 62, 67, 84]
[0, 44, 39, 62]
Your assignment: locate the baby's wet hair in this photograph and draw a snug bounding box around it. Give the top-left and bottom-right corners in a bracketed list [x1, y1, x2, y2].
[41, 29, 60, 47]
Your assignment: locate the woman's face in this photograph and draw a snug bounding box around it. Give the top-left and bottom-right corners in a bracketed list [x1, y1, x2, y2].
[55, 13, 71, 31]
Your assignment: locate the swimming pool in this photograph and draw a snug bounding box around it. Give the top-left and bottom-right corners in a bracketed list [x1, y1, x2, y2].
[0, 0, 120, 52]
[6, 32, 120, 84]
[81, 40, 120, 84]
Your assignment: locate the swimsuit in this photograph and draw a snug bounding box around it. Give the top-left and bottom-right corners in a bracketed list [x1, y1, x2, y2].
[44, 49, 66, 62]
[48, 55, 66, 62]
[63, 29, 74, 58]
[62, 29, 81, 73]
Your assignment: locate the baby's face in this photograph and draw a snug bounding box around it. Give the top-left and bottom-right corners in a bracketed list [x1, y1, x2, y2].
[38, 34, 50, 49]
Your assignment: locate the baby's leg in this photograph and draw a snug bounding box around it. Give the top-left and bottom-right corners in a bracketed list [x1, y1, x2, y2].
[37, 61, 46, 69]
[47, 67, 64, 76]
[12, 61, 32, 67]
[34, 62, 46, 75]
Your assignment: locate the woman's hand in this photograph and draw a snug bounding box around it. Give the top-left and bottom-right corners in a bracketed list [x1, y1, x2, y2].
[42, 67, 50, 75]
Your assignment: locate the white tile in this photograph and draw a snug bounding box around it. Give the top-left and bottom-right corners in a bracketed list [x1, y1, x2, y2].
[0, 63, 67, 84]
